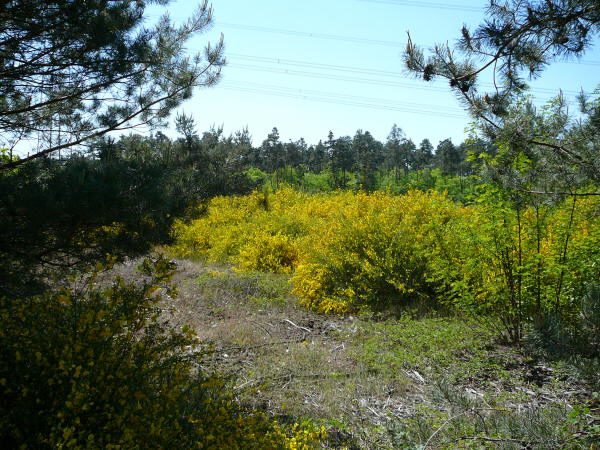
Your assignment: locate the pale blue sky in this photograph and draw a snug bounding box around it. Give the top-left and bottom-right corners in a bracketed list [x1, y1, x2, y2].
[152, 0, 600, 147]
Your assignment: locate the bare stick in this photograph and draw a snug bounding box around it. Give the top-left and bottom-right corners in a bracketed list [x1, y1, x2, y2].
[283, 318, 312, 333]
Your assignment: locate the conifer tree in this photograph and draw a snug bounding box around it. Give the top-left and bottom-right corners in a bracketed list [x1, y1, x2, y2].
[404, 0, 599, 193]
[260, 127, 284, 173]
[414, 139, 434, 171]
[385, 124, 414, 178]
[0, 0, 224, 171]
[0, 1, 227, 294]
[353, 130, 384, 190]
[436, 138, 462, 175]
[330, 134, 354, 187]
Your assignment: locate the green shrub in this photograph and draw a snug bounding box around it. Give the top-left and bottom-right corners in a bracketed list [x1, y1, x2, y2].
[424, 186, 600, 343]
[0, 257, 325, 448]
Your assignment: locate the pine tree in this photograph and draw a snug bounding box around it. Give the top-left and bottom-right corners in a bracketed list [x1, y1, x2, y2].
[308, 141, 327, 173]
[353, 130, 384, 190]
[404, 0, 600, 193]
[330, 135, 354, 188]
[414, 139, 434, 172]
[0, 0, 224, 171]
[385, 124, 414, 178]
[0, 1, 227, 294]
[436, 138, 462, 175]
[260, 127, 284, 173]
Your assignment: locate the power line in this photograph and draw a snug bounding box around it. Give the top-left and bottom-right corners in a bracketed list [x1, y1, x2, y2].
[227, 62, 439, 91]
[227, 53, 583, 98]
[215, 22, 600, 66]
[221, 85, 467, 119]
[226, 79, 464, 112]
[220, 81, 468, 119]
[215, 21, 405, 47]
[226, 62, 575, 107]
[149, 12, 600, 66]
[356, 0, 483, 12]
[229, 53, 406, 78]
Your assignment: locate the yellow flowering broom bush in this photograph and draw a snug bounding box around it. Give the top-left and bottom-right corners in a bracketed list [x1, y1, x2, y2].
[291, 190, 462, 313]
[236, 231, 299, 274]
[171, 186, 345, 273]
[0, 257, 325, 448]
[171, 185, 600, 337]
[172, 188, 463, 313]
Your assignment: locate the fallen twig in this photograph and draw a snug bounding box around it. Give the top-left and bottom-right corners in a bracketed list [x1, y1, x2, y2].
[283, 318, 312, 333]
[248, 320, 273, 337]
[458, 436, 543, 445]
[423, 410, 472, 449]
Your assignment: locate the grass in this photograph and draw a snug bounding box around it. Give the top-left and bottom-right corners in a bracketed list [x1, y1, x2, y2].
[113, 257, 599, 448]
[386, 381, 571, 449]
[195, 269, 293, 308]
[344, 316, 507, 383]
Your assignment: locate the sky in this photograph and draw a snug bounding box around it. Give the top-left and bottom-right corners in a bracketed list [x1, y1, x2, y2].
[149, 0, 600, 148]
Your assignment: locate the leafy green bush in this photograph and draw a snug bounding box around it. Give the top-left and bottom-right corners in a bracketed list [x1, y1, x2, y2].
[0, 258, 325, 448]
[424, 185, 600, 342]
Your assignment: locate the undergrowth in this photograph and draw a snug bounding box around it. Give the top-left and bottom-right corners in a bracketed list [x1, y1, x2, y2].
[0, 258, 326, 449]
[344, 317, 504, 382]
[387, 379, 599, 449]
[163, 263, 598, 449]
[171, 187, 600, 345]
[195, 268, 295, 308]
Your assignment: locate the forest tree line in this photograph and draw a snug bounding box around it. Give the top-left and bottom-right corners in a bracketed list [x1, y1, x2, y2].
[95, 117, 494, 195]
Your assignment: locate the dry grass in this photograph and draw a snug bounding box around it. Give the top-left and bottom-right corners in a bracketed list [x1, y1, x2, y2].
[107, 257, 597, 449]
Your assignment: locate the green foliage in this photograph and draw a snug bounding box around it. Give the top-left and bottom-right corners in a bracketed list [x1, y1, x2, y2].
[405, 0, 600, 195]
[0, 130, 255, 297]
[301, 170, 338, 192]
[0, 155, 183, 295]
[405, 0, 598, 118]
[245, 167, 270, 185]
[0, 258, 325, 448]
[0, 148, 18, 164]
[565, 395, 600, 447]
[387, 380, 574, 449]
[346, 316, 501, 381]
[421, 183, 600, 343]
[0, 0, 224, 169]
[173, 185, 600, 347]
[379, 167, 480, 202]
